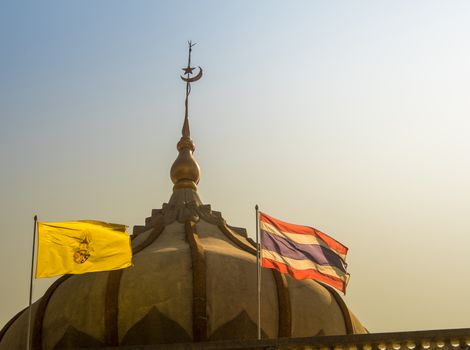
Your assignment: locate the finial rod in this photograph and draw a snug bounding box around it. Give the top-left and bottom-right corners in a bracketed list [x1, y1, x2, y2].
[180, 41, 203, 139]
[186, 40, 195, 71]
[183, 41, 194, 137]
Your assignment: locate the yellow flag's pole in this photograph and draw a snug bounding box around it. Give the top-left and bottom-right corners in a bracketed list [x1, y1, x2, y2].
[255, 205, 261, 340]
[26, 215, 37, 350]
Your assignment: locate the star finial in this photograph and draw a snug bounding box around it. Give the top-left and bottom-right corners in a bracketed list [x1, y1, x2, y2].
[182, 66, 195, 75]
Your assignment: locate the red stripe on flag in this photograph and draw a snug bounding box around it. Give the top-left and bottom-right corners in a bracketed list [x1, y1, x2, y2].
[259, 212, 348, 256]
[261, 257, 347, 293]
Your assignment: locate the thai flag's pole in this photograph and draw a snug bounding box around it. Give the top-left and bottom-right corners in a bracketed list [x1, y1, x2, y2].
[255, 205, 261, 340]
[26, 215, 37, 350]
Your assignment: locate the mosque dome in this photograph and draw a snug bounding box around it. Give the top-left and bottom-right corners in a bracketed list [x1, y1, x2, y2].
[0, 46, 367, 350]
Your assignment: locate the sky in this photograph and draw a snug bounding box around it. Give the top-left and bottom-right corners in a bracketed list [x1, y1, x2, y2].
[1, 0, 470, 333]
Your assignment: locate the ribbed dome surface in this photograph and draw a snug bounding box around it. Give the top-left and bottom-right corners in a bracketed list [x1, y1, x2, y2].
[0, 189, 367, 350]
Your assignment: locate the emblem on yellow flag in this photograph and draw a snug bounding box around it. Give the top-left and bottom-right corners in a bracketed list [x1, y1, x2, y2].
[36, 221, 133, 278]
[73, 232, 93, 264]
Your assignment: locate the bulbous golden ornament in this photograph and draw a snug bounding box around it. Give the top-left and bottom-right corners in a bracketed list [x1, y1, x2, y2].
[170, 136, 200, 191]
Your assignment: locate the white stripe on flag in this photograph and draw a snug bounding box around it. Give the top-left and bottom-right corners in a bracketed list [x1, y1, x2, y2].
[261, 249, 348, 280]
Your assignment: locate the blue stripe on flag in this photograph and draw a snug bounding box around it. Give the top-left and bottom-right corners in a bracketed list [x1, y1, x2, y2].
[261, 230, 347, 272]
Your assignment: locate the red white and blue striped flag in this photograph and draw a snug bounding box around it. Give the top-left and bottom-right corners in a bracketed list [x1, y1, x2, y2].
[259, 212, 350, 293]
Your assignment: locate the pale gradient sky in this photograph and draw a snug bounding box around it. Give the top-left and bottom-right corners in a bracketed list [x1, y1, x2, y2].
[1, 1, 470, 332]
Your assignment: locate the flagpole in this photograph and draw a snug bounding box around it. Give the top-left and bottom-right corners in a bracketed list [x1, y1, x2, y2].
[27, 215, 37, 350]
[255, 205, 261, 340]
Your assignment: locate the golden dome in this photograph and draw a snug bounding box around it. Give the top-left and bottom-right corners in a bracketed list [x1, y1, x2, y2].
[0, 195, 367, 349]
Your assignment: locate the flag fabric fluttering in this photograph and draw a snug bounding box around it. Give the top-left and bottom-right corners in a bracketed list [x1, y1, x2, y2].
[259, 212, 349, 293]
[36, 221, 133, 278]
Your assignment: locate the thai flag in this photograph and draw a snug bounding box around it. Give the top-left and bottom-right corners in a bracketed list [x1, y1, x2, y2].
[259, 212, 350, 293]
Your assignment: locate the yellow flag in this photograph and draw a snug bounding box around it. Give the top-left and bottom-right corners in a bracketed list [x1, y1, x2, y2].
[36, 221, 133, 278]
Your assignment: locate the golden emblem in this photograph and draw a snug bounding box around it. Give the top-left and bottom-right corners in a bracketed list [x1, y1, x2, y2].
[73, 232, 93, 264]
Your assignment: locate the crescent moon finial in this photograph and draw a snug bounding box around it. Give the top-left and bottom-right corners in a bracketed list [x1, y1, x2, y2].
[180, 41, 203, 139]
[180, 66, 203, 83]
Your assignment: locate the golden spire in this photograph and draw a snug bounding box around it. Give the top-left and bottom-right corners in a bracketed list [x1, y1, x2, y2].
[170, 41, 203, 192]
